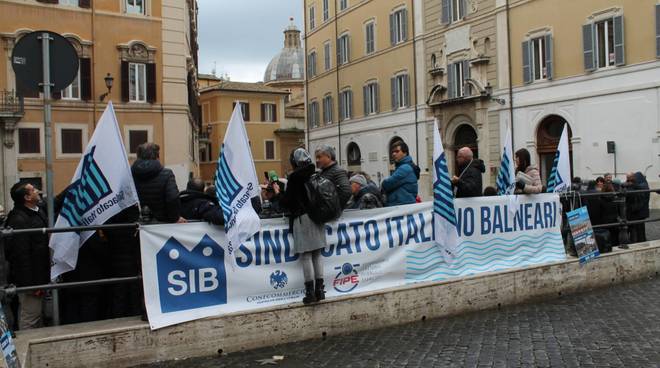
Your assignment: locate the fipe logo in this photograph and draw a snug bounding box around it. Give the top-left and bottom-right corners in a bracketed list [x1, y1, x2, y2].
[157, 235, 227, 313]
[333, 263, 360, 293]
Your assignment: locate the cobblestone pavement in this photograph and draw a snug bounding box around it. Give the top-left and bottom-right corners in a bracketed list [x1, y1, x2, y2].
[141, 276, 660, 368]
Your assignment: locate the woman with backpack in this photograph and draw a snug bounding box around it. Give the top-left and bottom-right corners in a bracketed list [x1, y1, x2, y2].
[280, 148, 328, 304]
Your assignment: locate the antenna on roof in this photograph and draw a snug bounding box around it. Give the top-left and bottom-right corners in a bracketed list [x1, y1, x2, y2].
[211, 61, 217, 77]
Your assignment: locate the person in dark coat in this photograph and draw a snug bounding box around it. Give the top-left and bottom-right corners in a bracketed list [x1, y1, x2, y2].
[452, 147, 485, 198]
[381, 141, 419, 206]
[348, 174, 383, 210]
[131, 142, 184, 223]
[5, 182, 50, 329]
[179, 178, 224, 225]
[626, 171, 650, 243]
[315, 145, 352, 209]
[281, 148, 326, 304]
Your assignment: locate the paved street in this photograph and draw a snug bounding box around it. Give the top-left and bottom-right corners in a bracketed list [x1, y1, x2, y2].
[141, 274, 660, 368]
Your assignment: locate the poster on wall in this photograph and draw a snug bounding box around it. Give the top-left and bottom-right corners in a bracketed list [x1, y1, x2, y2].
[566, 206, 599, 264]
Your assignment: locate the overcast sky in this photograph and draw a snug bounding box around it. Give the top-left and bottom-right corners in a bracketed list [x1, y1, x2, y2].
[197, 0, 304, 82]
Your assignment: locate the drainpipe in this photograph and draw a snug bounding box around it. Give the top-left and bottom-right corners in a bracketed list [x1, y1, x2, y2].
[411, 0, 419, 165]
[303, 9, 310, 149]
[334, 3, 341, 163]
[91, 0, 97, 128]
[506, 0, 514, 149]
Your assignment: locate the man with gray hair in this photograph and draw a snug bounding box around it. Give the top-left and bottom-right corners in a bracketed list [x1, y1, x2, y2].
[348, 174, 383, 210]
[451, 146, 485, 198]
[314, 144, 352, 208]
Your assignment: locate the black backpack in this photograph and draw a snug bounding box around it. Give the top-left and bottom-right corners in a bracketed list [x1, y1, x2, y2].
[405, 162, 421, 180]
[304, 173, 342, 224]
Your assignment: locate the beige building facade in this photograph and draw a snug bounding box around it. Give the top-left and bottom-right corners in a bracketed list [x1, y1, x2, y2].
[304, 0, 431, 196]
[0, 0, 200, 207]
[503, 0, 660, 190]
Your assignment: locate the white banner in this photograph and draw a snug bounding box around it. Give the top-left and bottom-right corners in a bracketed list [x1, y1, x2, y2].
[140, 194, 566, 330]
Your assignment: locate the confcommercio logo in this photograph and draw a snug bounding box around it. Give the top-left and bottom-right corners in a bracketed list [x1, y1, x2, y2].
[333, 263, 360, 293]
[269, 270, 288, 289]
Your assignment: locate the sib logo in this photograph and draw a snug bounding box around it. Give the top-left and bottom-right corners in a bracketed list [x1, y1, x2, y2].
[60, 146, 112, 227]
[333, 263, 360, 293]
[157, 235, 227, 313]
[269, 270, 288, 289]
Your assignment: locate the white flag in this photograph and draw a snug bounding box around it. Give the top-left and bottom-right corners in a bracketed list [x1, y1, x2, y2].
[546, 123, 571, 193]
[215, 103, 261, 269]
[432, 119, 460, 263]
[496, 123, 516, 195]
[50, 102, 140, 280]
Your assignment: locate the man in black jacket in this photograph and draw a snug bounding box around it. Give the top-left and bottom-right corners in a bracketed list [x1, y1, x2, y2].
[131, 142, 184, 223]
[314, 145, 352, 208]
[451, 147, 485, 198]
[5, 182, 50, 329]
[179, 178, 224, 225]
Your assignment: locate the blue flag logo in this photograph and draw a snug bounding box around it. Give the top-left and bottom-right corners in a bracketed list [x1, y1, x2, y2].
[215, 144, 244, 228]
[433, 152, 457, 227]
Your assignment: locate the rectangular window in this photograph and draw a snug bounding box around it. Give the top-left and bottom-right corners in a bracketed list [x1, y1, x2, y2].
[339, 0, 348, 11]
[452, 62, 465, 97]
[323, 95, 333, 124]
[323, 0, 329, 21]
[324, 42, 331, 70]
[339, 90, 352, 121]
[308, 52, 317, 77]
[61, 129, 83, 154]
[262, 103, 276, 122]
[595, 19, 615, 68]
[393, 75, 409, 108]
[62, 68, 81, 100]
[365, 22, 375, 54]
[309, 101, 319, 128]
[452, 0, 465, 22]
[128, 130, 148, 154]
[126, 0, 145, 14]
[531, 37, 547, 80]
[233, 102, 250, 121]
[265, 140, 275, 160]
[18, 128, 40, 154]
[309, 6, 316, 30]
[129, 62, 146, 102]
[364, 82, 378, 115]
[392, 9, 407, 45]
[338, 34, 350, 65]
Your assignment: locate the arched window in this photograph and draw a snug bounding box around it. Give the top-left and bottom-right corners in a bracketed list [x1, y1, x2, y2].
[347, 142, 361, 166]
[537, 115, 572, 182]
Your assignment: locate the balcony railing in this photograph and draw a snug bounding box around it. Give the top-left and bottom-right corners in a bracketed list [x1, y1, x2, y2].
[0, 90, 24, 118]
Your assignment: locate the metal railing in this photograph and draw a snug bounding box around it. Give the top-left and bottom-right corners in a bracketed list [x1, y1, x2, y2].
[0, 90, 24, 116]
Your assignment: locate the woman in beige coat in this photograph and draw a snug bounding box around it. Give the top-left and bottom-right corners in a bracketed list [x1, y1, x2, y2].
[514, 148, 543, 194]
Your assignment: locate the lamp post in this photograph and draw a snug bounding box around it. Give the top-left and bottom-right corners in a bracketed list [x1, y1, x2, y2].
[99, 73, 114, 102]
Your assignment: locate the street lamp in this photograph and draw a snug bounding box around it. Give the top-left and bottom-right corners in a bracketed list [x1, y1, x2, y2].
[99, 73, 114, 102]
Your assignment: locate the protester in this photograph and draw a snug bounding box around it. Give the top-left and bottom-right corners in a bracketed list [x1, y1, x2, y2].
[626, 172, 650, 243]
[281, 148, 327, 304]
[315, 145, 352, 209]
[595, 177, 605, 191]
[451, 147, 485, 198]
[179, 178, 224, 225]
[259, 171, 285, 216]
[204, 184, 217, 199]
[604, 173, 620, 191]
[483, 186, 497, 196]
[381, 141, 419, 206]
[348, 174, 383, 210]
[131, 142, 185, 223]
[4, 183, 50, 329]
[514, 148, 542, 194]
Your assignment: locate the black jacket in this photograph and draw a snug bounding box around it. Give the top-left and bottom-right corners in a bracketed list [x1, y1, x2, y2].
[455, 159, 485, 198]
[627, 172, 650, 220]
[319, 162, 352, 209]
[280, 163, 316, 219]
[4, 205, 50, 287]
[350, 185, 383, 210]
[179, 190, 224, 225]
[131, 159, 181, 223]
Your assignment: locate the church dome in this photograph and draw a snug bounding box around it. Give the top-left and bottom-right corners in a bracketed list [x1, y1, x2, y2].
[264, 19, 304, 84]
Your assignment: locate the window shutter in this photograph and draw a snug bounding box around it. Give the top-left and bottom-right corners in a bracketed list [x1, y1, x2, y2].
[582, 24, 595, 71]
[390, 13, 396, 45]
[146, 63, 156, 103]
[401, 9, 408, 42]
[447, 63, 456, 99]
[121, 61, 129, 102]
[613, 15, 625, 66]
[329, 97, 333, 122]
[441, 0, 451, 25]
[346, 36, 350, 63]
[545, 35, 553, 80]
[80, 58, 92, 100]
[347, 90, 353, 118]
[79, 0, 91, 8]
[462, 60, 470, 95]
[374, 83, 380, 113]
[363, 85, 369, 115]
[403, 74, 410, 107]
[339, 93, 345, 120]
[459, 0, 467, 19]
[522, 40, 531, 84]
[656, 4, 660, 58]
[261, 104, 265, 122]
[273, 104, 277, 122]
[314, 102, 320, 125]
[244, 103, 250, 121]
[390, 77, 397, 110]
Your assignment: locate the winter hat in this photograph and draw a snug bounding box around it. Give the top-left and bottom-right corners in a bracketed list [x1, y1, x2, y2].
[349, 174, 368, 188]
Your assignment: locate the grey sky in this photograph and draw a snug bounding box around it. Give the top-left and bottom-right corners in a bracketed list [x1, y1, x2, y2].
[197, 0, 304, 82]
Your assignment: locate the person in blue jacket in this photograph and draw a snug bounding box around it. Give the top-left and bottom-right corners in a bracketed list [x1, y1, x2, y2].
[381, 141, 419, 206]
